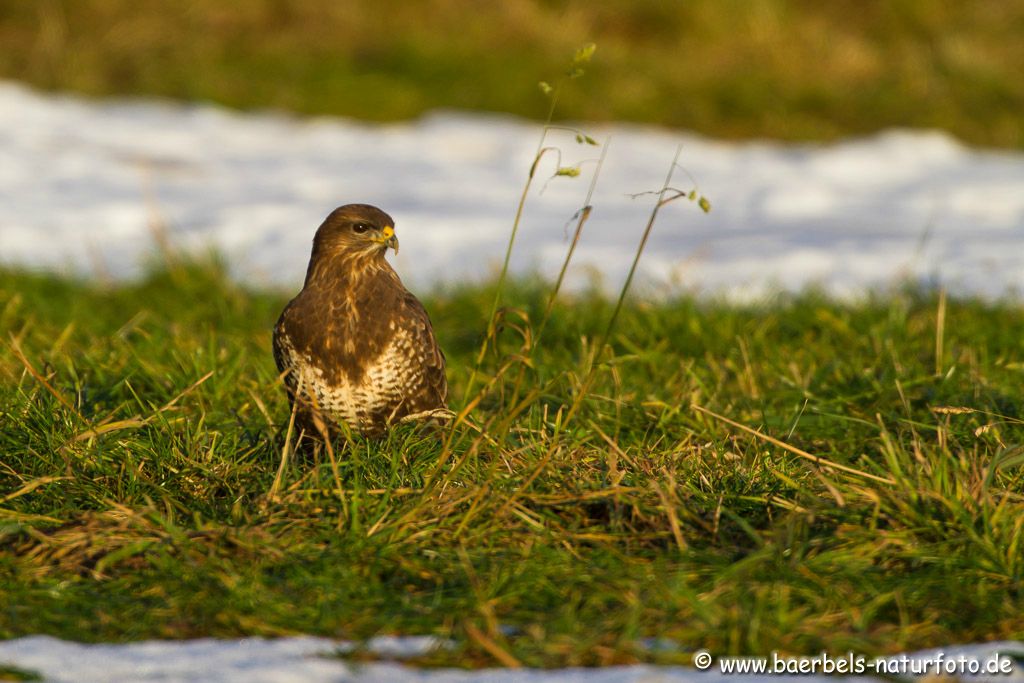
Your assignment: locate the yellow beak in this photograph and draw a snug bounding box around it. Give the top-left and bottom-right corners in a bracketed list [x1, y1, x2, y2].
[378, 225, 399, 253]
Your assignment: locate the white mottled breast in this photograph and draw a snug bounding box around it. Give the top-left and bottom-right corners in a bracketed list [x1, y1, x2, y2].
[277, 325, 427, 432]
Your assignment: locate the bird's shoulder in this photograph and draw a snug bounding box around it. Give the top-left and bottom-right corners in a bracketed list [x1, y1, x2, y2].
[273, 288, 321, 349]
[272, 283, 345, 373]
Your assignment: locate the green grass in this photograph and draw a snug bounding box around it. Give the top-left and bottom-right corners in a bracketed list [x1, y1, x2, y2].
[2, 254, 1023, 667]
[1, 0, 1023, 148]
[3, 6, 1022, 672]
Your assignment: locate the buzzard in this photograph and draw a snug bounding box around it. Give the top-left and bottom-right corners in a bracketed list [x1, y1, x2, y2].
[273, 204, 448, 440]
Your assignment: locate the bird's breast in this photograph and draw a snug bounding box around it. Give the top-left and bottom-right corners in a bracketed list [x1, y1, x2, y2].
[280, 326, 425, 430]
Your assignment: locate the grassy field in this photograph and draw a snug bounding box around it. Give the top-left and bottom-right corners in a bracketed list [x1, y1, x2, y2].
[1, 0, 1023, 148]
[1, 8, 1023, 668]
[2, 251, 1023, 667]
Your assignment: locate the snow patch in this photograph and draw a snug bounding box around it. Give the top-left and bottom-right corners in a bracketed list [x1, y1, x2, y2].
[1, 81, 1023, 298]
[0, 636, 1022, 683]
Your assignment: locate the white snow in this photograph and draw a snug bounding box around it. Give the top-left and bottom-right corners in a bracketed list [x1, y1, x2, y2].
[1, 80, 1023, 298]
[0, 636, 1022, 683]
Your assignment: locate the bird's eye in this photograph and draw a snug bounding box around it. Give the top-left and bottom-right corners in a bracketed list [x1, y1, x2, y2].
[352, 223, 371, 234]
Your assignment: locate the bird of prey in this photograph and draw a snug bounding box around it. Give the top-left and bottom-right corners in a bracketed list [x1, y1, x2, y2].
[273, 204, 448, 440]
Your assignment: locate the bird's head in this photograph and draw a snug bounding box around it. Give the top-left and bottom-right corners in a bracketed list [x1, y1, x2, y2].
[310, 204, 399, 268]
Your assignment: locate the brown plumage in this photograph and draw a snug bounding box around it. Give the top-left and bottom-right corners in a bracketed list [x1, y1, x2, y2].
[273, 204, 448, 439]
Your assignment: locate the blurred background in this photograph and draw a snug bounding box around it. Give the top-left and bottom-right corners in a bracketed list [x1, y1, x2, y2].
[2, 0, 1022, 146]
[1, 0, 1023, 295]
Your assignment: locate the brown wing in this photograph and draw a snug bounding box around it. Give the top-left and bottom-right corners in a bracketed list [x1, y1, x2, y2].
[272, 298, 329, 440]
[272, 306, 297, 393]
[272, 298, 319, 412]
[398, 291, 448, 412]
